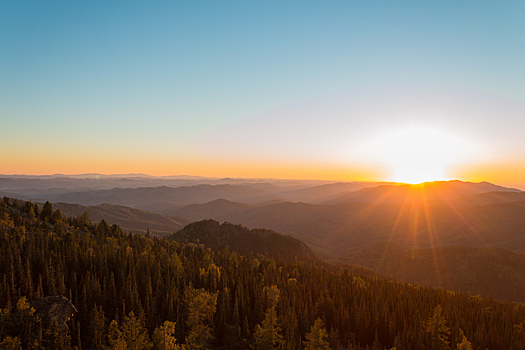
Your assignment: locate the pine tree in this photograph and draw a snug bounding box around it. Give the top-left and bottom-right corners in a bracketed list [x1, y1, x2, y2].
[121, 311, 151, 350]
[303, 318, 330, 350]
[106, 320, 126, 350]
[0, 336, 22, 349]
[253, 306, 283, 350]
[511, 321, 525, 350]
[184, 288, 217, 350]
[425, 305, 450, 350]
[40, 202, 53, 222]
[253, 286, 283, 350]
[455, 329, 472, 350]
[43, 321, 71, 350]
[87, 305, 105, 350]
[152, 320, 180, 350]
[106, 312, 151, 350]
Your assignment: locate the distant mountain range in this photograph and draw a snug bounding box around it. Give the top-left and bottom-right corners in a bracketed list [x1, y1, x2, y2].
[322, 180, 522, 204]
[52, 202, 191, 236]
[0, 174, 392, 207]
[4, 175, 525, 302]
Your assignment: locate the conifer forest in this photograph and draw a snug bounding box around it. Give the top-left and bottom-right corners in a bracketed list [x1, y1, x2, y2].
[1, 197, 525, 349]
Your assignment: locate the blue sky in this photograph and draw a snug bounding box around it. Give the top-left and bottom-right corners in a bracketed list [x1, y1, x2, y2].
[2, 1, 525, 184]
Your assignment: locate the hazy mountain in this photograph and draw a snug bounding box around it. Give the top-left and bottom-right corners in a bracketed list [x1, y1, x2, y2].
[160, 198, 252, 218]
[164, 193, 525, 302]
[323, 180, 521, 205]
[276, 181, 396, 203]
[166, 192, 525, 260]
[53, 202, 191, 236]
[0, 174, 401, 207]
[0, 174, 333, 198]
[26, 184, 281, 209]
[454, 191, 525, 206]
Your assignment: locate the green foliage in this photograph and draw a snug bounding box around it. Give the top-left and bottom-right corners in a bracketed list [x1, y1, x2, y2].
[185, 288, 217, 350]
[1, 197, 525, 349]
[152, 321, 180, 350]
[169, 220, 317, 262]
[121, 312, 152, 350]
[106, 312, 151, 350]
[426, 305, 450, 350]
[511, 320, 525, 349]
[0, 336, 22, 350]
[455, 329, 472, 350]
[106, 320, 126, 350]
[303, 318, 330, 350]
[87, 305, 105, 349]
[44, 321, 70, 350]
[40, 201, 54, 223]
[253, 305, 283, 350]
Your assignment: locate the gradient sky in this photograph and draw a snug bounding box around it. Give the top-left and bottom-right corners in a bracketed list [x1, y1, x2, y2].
[2, 1, 525, 186]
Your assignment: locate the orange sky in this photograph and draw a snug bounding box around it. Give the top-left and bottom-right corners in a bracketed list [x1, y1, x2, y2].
[3, 2, 525, 190]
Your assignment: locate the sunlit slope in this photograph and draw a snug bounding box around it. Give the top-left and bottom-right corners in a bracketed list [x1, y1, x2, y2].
[323, 180, 521, 205]
[167, 197, 525, 258]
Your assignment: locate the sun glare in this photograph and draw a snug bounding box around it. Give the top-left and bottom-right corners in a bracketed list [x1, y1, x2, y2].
[363, 127, 477, 184]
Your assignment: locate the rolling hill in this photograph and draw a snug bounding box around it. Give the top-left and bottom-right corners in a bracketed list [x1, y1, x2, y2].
[3, 196, 525, 349]
[28, 184, 280, 209]
[338, 243, 525, 302]
[165, 191, 525, 259]
[52, 202, 191, 236]
[168, 219, 318, 262]
[323, 180, 521, 205]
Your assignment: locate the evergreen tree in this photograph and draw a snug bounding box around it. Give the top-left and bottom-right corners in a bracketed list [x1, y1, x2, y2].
[87, 305, 105, 350]
[455, 329, 472, 350]
[106, 320, 126, 350]
[40, 201, 53, 222]
[152, 320, 180, 350]
[1, 196, 525, 349]
[106, 312, 151, 350]
[253, 286, 283, 350]
[120, 311, 151, 350]
[43, 321, 71, 350]
[185, 288, 217, 350]
[511, 321, 525, 349]
[253, 306, 283, 350]
[425, 305, 450, 350]
[0, 336, 22, 350]
[303, 318, 330, 350]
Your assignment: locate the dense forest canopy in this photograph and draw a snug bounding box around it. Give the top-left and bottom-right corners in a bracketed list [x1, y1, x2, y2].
[1, 197, 524, 349]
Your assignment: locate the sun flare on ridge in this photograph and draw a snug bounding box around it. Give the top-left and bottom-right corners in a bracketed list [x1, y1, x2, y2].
[363, 127, 478, 184]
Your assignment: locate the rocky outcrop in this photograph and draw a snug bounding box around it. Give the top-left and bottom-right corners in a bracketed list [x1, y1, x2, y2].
[30, 296, 77, 329]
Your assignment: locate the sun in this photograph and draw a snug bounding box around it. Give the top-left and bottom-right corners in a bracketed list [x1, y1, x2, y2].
[363, 127, 476, 184]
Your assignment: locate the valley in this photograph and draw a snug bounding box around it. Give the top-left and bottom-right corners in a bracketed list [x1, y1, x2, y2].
[3, 175, 525, 303]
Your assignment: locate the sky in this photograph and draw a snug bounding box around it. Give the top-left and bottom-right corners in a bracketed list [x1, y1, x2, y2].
[2, 1, 525, 187]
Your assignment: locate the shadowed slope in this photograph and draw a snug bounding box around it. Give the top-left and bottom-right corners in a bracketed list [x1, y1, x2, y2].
[168, 219, 318, 262]
[53, 202, 191, 236]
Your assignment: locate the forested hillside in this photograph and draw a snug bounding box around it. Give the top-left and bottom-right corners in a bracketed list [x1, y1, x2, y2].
[168, 219, 318, 263]
[1, 197, 525, 349]
[341, 244, 525, 302]
[53, 202, 190, 237]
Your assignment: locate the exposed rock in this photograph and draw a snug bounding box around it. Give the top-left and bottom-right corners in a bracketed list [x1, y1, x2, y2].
[30, 296, 77, 329]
